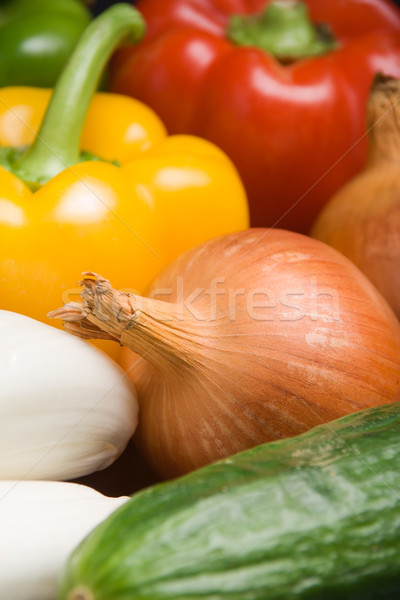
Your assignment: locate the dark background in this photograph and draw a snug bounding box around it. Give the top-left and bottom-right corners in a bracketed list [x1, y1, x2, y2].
[90, 0, 134, 15]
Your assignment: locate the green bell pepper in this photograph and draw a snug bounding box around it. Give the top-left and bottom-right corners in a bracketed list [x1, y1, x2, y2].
[0, 0, 92, 87]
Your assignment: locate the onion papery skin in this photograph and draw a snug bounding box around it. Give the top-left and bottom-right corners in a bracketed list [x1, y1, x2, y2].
[114, 229, 400, 479]
[311, 172, 400, 318]
[311, 73, 400, 319]
[51, 229, 400, 479]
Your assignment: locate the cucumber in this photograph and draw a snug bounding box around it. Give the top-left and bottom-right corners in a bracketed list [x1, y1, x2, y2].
[59, 402, 400, 600]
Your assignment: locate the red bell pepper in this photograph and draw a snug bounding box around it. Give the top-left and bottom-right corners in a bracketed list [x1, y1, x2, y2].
[110, 0, 400, 233]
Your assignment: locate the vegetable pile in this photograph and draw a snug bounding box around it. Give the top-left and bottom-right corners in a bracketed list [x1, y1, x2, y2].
[0, 2, 248, 359]
[1, 1, 400, 599]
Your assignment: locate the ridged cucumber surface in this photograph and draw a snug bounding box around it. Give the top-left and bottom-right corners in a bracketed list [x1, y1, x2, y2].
[59, 402, 400, 600]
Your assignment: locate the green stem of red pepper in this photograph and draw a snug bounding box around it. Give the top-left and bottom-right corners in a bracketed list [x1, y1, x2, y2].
[11, 4, 145, 187]
[227, 0, 338, 61]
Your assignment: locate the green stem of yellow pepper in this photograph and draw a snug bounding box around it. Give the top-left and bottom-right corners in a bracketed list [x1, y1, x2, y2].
[12, 4, 145, 186]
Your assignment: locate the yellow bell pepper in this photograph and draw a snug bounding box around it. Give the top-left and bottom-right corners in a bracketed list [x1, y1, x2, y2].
[0, 5, 248, 358]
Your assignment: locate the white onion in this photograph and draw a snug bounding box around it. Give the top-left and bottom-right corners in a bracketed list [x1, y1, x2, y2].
[0, 310, 138, 480]
[0, 480, 128, 600]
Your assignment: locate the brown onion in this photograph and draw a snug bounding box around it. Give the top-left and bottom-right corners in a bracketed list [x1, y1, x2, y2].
[311, 73, 400, 319]
[50, 228, 400, 479]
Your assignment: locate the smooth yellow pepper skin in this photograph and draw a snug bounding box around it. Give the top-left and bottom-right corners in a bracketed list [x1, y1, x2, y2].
[0, 88, 249, 357]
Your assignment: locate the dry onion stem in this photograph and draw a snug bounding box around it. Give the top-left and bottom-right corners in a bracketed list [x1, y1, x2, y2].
[50, 229, 400, 479]
[311, 72, 400, 319]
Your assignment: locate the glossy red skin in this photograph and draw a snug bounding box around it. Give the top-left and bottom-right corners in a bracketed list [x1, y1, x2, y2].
[110, 0, 400, 232]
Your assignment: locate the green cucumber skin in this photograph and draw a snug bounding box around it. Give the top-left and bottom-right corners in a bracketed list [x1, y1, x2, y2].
[59, 403, 400, 600]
